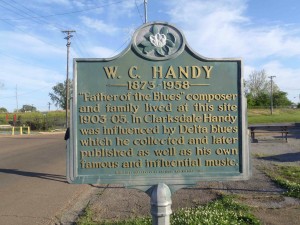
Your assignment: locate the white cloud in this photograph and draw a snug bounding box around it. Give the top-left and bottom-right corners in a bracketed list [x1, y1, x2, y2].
[80, 16, 119, 34]
[243, 65, 257, 79]
[86, 46, 116, 58]
[0, 58, 62, 87]
[262, 61, 300, 91]
[0, 56, 64, 111]
[166, 0, 300, 60]
[0, 31, 64, 57]
[107, 0, 138, 19]
[165, 0, 300, 102]
[168, 0, 248, 25]
[44, 0, 70, 5]
[240, 27, 300, 60]
[242, 61, 300, 102]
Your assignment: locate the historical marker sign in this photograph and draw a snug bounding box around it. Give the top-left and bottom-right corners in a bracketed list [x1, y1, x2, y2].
[67, 22, 250, 188]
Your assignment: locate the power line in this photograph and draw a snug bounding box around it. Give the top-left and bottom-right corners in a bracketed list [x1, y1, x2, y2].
[135, 0, 144, 24]
[0, 0, 129, 34]
[0, 1, 68, 72]
[0, 0, 65, 31]
[72, 33, 88, 57]
[0, 85, 52, 99]
[15, 84, 18, 112]
[110, 36, 132, 57]
[0, 0, 126, 21]
[0, 47, 61, 71]
[0, 1, 29, 19]
[0, 18, 62, 51]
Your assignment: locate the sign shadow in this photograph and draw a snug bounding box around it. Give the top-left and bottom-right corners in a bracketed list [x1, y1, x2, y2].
[0, 168, 67, 183]
[258, 152, 300, 163]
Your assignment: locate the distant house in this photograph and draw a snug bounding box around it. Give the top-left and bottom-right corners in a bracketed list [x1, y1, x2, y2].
[290, 103, 297, 109]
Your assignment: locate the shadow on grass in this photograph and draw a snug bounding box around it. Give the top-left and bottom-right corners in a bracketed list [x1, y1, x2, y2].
[259, 152, 300, 163]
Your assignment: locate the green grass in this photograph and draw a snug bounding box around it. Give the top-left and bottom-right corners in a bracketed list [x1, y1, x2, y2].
[263, 164, 300, 199]
[76, 206, 96, 225]
[76, 195, 261, 225]
[76, 205, 151, 225]
[248, 108, 300, 124]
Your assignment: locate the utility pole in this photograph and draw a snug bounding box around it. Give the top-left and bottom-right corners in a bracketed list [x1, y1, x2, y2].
[16, 85, 18, 113]
[269, 76, 276, 115]
[144, 0, 148, 23]
[48, 102, 51, 111]
[62, 30, 76, 128]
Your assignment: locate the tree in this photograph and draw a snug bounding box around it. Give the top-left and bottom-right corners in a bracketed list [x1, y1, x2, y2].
[20, 105, 37, 112]
[245, 70, 291, 108]
[245, 69, 279, 97]
[255, 92, 270, 107]
[49, 80, 72, 110]
[0, 107, 8, 113]
[273, 91, 292, 107]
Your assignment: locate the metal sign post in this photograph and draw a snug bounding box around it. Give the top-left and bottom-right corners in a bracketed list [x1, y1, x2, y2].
[147, 183, 172, 225]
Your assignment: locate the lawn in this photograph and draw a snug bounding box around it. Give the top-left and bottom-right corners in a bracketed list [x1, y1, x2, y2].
[263, 164, 300, 199]
[247, 108, 300, 124]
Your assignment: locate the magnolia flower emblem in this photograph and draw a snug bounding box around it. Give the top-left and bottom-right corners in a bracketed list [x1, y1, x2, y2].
[150, 33, 166, 48]
[138, 25, 176, 57]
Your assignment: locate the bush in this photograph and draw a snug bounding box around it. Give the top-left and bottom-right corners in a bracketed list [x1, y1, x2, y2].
[0, 111, 65, 131]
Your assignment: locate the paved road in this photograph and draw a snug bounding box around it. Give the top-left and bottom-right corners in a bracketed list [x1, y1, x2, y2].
[0, 133, 93, 225]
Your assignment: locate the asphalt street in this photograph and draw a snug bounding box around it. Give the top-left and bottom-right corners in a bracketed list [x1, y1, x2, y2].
[0, 133, 93, 225]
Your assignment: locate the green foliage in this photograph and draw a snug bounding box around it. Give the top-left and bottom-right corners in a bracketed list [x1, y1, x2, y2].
[273, 91, 293, 106]
[76, 205, 151, 225]
[0, 111, 65, 130]
[264, 165, 300, 199]
[171, 195, 260, 225]
[77, 206, 97, 225]
[49, 82, 66, 110]
[49, 79, 72, 110]
[97, 218, 151, 225]
[247, 92, 269, 108]
[0, 107, 8, 113]
[19, 104, 37, 112]
[77, 196, 260, 225]
[247, 91, 292, 108]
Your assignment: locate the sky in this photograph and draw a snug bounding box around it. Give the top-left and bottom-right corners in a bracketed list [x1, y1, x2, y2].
[0, 0, 300, 112]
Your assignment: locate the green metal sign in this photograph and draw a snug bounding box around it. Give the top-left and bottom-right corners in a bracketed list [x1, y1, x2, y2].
[67, 22, 250, 188]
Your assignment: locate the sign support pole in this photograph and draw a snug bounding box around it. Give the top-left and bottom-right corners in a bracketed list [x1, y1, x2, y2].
[147, 183, 172, 225]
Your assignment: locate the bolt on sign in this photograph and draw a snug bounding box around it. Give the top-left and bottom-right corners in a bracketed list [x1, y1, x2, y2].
[67, 22, 250, 189]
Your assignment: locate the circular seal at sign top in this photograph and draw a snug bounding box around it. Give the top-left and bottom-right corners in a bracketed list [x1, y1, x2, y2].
[132, 22, 185, 61]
